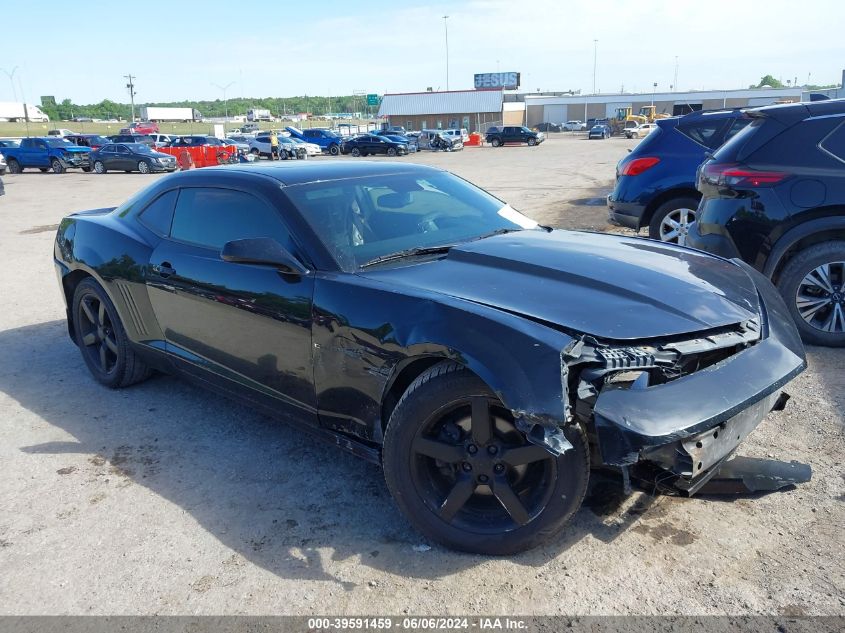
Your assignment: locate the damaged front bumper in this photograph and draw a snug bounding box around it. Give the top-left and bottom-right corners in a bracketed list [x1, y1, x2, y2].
[587, 265, 807, 494]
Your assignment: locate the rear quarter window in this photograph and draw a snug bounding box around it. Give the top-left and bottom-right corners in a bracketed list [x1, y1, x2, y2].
[138, 190, 178, 236]
[819, 119, 845, 163]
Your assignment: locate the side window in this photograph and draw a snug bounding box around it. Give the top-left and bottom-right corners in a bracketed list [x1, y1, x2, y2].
[138, 190, 178, 236]
[677, 119, 728, 149]
[170, 188, 293, 252]
[724, 118, 750, 142]
[116, 145, 129, 154]
[819, 120, 845, 163]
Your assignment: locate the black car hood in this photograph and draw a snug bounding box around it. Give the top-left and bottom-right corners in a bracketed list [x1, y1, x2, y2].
[362, 230, 761, 340]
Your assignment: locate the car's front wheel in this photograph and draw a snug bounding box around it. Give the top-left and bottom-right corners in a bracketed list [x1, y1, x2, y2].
[387, 147, 397, 157]
[527, 137, 536, 146]
[72, 278, 153, 388]
[138, 161, 151, 174]
[648, 197, 699, 245]
[328, 144, 340, 156]
[777, 241, 845, 347]
[383, 362, 589, 554]
[51, 158, 65, 174]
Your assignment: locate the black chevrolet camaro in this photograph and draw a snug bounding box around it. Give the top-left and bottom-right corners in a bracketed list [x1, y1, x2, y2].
[53, 162, 806, 554]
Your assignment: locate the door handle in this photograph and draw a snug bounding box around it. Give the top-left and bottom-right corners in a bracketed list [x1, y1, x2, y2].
[154, 261, 176, 278]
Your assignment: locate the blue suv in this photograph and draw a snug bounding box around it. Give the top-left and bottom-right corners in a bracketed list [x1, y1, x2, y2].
[607, 109, 749, 244]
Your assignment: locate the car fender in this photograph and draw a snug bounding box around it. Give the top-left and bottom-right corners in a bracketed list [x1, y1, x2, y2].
[764, 213, 845, 279]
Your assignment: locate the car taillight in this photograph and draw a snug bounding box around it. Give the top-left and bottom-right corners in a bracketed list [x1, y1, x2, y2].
[620, 156, 660, 176]
[701, 162, 788, 188]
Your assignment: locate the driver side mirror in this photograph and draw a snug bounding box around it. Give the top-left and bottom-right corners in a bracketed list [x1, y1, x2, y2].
[221, 237, 309, 275]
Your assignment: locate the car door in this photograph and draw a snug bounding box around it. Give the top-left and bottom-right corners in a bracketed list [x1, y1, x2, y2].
[27, 140, 50, 167]
[97, 144, 118, 169]
[144, 185, 317, 422]
[113, 144, 134, 170]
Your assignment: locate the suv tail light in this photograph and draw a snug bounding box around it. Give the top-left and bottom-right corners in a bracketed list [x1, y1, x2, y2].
[620, 156, 660, 176]
[701, 162, 788, 188]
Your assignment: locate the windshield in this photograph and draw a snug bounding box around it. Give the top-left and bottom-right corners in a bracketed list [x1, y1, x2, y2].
[285, 171, 539, 271]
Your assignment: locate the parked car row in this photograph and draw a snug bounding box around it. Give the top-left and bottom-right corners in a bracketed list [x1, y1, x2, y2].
[610, 99, 845, 347]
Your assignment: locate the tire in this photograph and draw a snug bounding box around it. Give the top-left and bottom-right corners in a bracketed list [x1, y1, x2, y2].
[328, 144, 340, 156]
[527, 137, 536, 146]
[81, 166, 92, 172]
[71, 278, 153, 388]
[94, 161, 106, 174]
[351, 148, 361, 157]
[138, 161, 151, 174]
[387, 147, 397, 157]
[491, 138, 502, 147]
[8, 159, 22, 174]
[632, 133, 639, 139]
[776, 241, 845, 347]
[647, 196, 699, 245]
[51, 158, 66, 174]
[383, 362, 589, 554]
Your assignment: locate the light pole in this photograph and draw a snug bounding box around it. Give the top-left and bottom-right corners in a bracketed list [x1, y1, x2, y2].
[1, 66, 18, 101]
[652, 82, 657, 107]
[592, 39, 598, 95]
[212, 81, 235, 125]
[673, 56, 679, 92]
[443, 15, 450, 91]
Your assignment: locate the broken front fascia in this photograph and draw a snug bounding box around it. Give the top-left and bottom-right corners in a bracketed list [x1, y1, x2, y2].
[513, 353, 575, 455]
[578, 307, 805, 472]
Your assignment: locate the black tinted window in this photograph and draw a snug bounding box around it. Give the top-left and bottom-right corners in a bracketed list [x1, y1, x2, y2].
[724, 118, 750, 142]
[820, 120, 845, 162]
[138, 190, 178, 236]
[677, 119, 728, 148]
[170, 188, 291, 251]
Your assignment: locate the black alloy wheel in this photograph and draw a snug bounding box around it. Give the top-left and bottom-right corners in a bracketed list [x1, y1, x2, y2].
[383, 362, 589, 554]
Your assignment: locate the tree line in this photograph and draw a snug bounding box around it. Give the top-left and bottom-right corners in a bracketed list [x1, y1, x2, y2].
[40, 95, 376, 121]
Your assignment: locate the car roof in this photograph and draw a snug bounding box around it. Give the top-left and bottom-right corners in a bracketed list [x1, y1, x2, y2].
[747, 97, 845, 125]
[171, 161, 442, 186]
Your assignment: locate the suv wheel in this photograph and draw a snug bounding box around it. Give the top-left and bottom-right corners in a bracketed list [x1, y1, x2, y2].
[648, 197, 699, 245]
[527, 137, 536, 146]
[777, 241, 845, 347]
[491, 138, 501, 147]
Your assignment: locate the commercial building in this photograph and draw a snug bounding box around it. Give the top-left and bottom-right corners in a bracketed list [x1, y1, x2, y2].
[524, 87, 805, 127]
[377, 89, 510, 132]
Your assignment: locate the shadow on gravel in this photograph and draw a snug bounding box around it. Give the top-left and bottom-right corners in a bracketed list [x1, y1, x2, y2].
[4, 320, 661, 587]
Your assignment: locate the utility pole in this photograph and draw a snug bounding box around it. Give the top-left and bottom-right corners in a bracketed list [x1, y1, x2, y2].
[652, 82, 657, 107]
[592, 39, 598, 95]
[124, 74, 136, 122]
[212, 81, 235, 124]
[443, 15, 450, 91]
[673, 56, 679, 92]
[1, 66, 18, 102]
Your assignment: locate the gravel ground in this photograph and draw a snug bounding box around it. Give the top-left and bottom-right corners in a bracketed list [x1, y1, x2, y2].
[0, 135, 842, 615]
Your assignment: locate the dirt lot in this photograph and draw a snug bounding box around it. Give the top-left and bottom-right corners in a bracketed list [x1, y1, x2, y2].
[0, 135, 842, 615]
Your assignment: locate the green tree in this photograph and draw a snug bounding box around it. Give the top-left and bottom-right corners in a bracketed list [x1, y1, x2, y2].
[750, 75, 784, 89]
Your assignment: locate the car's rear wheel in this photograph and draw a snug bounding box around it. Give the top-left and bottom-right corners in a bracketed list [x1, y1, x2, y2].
[351, 148, 361, 157]
[8, 159, 22, 174]
[383, 362, 589, 554]
[387, 147, 397, 157]
[491, 138, 502, 147]
[648, 197, 699, 245]
[51, 158, 65, 174]
[138, 161, 150, 174]
[777, 241, 845, 347]
[94, 161, 106, 174]
[72, 278, 153, 388]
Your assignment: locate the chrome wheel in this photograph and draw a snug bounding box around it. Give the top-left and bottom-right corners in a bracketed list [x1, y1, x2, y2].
[659, 207, 697, 245]
[138, 161, 150, 174]
[796, 261, 845, 333]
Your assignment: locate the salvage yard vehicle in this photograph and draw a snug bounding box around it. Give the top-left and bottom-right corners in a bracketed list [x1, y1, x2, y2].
[65, 134, 111, 151]
[563, 120, 586, 131]
[624, 123, 659, 139]
[3, 137, 91, 173]
[90, 143, 177, 174]
[690, 98, 845, 347]
[54, 161, 807, 554]
[286, 126, 343, 155]
[588, 122, 612, 139]
[341, 134, 408, 157]
[486, 126, 544, 147]
[608, 108, 749, 244]
[0, 151, 6, 176]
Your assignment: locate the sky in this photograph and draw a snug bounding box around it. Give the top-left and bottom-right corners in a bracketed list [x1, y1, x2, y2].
[1, 0, 843, 105]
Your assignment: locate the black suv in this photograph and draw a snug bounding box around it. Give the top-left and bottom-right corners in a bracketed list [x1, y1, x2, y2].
[486, 126, 544, 147]
[608, 109, 748, 243]
[691, 99, 845, 346]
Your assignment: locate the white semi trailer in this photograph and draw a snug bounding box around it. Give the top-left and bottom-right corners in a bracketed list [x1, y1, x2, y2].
[140, 106, 203, 122]
[0, 102, 50, 122]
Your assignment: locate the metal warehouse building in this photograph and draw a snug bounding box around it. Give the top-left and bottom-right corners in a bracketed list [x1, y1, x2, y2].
[378, 89, 523, 132]
[525, 87, 805, 127]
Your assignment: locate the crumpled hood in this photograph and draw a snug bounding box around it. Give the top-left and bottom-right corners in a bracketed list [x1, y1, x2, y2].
[363, 230, 761, 340]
